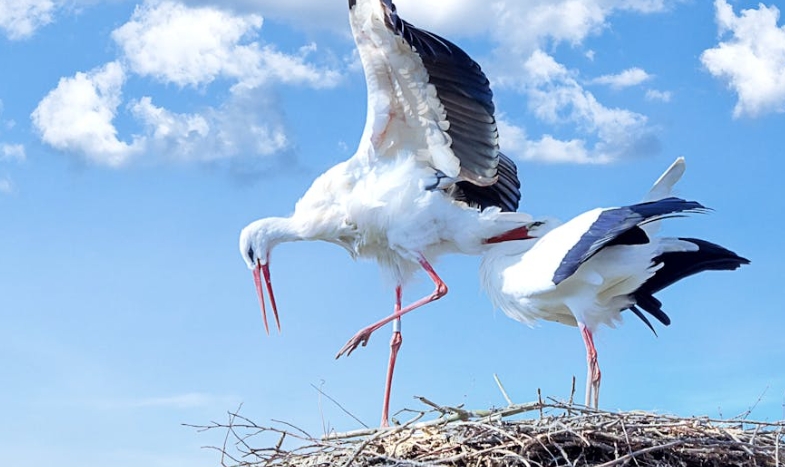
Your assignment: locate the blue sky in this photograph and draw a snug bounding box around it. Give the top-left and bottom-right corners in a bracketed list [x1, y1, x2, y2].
[2, 0, 784, 465]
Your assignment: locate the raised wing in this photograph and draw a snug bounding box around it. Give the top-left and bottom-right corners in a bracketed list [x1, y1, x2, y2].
[349, 0, 519, 209]
[643, 157, 686, 203]
[639, 157, 687, 237]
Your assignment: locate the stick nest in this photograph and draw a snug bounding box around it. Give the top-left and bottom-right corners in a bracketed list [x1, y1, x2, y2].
[191, 398, 785, 466]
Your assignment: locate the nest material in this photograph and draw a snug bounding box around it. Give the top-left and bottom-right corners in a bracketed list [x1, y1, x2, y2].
[192, 398, 785, 467]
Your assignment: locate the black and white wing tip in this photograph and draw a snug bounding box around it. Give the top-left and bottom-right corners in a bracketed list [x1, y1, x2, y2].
[553, 197, 708, 285]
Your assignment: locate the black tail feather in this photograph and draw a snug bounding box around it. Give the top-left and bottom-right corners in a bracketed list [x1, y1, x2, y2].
[629, 305, 658, 336]
[629, 237, 748, 334]
[632, 293, 671, 326]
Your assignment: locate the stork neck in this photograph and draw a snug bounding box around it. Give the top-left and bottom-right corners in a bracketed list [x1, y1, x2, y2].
[263, 216, 310, 246]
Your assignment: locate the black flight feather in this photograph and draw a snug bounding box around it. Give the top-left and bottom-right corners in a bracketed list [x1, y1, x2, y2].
[553, 198, 707, 285]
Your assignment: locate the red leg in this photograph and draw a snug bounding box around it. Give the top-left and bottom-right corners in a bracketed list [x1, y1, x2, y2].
[579, 323, 601, 408]
[335, 256, 447, 359]
[380, 286, 403, 427]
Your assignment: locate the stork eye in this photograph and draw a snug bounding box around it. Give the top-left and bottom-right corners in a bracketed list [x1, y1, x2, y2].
[247, 246, 255, 262]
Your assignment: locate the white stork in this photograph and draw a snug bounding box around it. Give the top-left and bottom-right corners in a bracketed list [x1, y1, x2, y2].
[239, 0, 540, 426]
[479, 158, 749, 408]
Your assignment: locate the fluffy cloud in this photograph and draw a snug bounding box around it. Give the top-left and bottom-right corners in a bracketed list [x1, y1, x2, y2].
[701, 0, 785, 118]
[33, 0, 341, 168]
[386, 0, 667, 52]
[129, 88, 289, 163]
[498, 117, 597, 164]
[207, 0, 667, 49]
[112, 0, 340, 89]
[0, 0, 55, 40]
[31, 61, 144, 167]
[112, 0, 264, 87]
[591, 68, 652, 89]
[645, 89, 672, 102]
[1, 143, 26, 162]
[496, 51, 658, 164]
[450, 2, 666, 164]
[193, 0, 347, 32]
[246, 43, 341, 89]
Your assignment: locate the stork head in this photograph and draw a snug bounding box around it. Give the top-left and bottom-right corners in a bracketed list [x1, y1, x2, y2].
[239, 217, 297, 335]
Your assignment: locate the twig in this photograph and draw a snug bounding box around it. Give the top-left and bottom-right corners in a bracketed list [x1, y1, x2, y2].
[568, 376, 576, 413]
[316, 379, 327, 436]
[593, 440, 684, 467]
[494, 373, 513, 406]
[311, 383, 369, 429]
[735, 385, 769, 421]
[415, 395, 469, 419]
[538, 388, 544, 419]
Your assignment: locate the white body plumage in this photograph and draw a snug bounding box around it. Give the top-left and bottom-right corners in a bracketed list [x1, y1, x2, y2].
[480, 210, 694, 330]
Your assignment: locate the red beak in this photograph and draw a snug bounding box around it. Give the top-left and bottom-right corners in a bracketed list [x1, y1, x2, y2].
[253, 259, 280, 334]
[484, 225, 534, 244]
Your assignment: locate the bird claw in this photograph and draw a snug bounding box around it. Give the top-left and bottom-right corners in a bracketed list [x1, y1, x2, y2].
[335, 329, 372, 359]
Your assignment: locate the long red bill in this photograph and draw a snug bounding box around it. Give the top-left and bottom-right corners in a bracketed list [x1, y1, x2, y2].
[253, 259, 270, 335]
[261, 262, 280, 332]
[484, 225, 534, 244]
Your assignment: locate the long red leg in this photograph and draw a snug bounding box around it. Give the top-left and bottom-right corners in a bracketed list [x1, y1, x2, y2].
[335, 255, 448, 358]
[380, 286, 403, 427]
[579, 323, 601, 408]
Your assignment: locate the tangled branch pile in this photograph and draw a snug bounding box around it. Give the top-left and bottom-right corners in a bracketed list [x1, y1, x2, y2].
[191, 398, 784, 466]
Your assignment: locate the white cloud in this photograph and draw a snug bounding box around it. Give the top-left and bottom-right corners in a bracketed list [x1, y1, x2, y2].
[245, 43, 342, 89]
[0, 0, 56, 40]
[392, 0, 668, 53]
[129, 88, 290, 163]
[645, 89, 672, 102]
[31, 0, 339, 168]
[31, 61, 144, 167]
[0, 175, 14, 194]
[112, 0, 264, 87]
[211, 0, 667, 49]
[1, 143, 26, 162]
[591, 67, 652, 89]
[129, 97, 209, 158]
[498, 116, 598, 164]
[701, 0, 785, 118]
[186, 0, 347, 33]
[495, 51, 658, 164]
[112, 0, 340, 90]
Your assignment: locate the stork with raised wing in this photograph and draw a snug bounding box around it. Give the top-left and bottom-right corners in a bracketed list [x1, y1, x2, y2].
[239, 0, 541, 426]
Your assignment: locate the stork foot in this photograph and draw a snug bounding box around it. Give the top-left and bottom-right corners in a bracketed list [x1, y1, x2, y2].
[335, 325, 377, 359]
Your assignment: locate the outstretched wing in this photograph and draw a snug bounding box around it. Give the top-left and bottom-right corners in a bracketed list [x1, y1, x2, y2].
[349, 0, 520, 210]
[552, 197, 708, 285]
